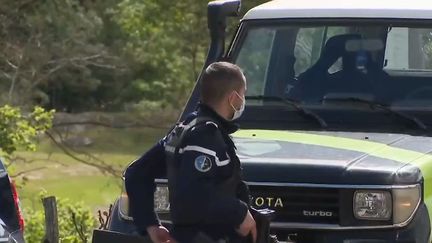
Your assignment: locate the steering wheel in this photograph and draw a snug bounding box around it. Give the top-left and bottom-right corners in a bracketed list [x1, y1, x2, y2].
[403, 86, 432, 100]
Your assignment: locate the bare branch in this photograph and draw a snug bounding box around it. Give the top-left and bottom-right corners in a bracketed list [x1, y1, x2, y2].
[31, 64, 66, 88]
[12, 167, 46, 178]
[0, 70, 12, 80]
[98, 204, 113, 230]
[45, 131, 121, 176]
[50, 127, 107, 165]
[76, 54, 103, 61]
[8, 34, 34, 103]
[46, 54, 103, 65]
[52, 121, 170, 130]
[30, 53, 118, 87]
[84, 61, 117, 70]
[9, 53, 23, 102]
[5, 59, 18, 69]
[7, 154, 68, 167]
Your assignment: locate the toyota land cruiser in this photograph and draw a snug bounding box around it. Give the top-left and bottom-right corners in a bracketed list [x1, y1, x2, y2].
[107, 0, 432, 242]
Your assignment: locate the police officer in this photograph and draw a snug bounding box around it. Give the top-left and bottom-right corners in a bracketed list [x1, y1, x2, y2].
[125, 62, 256, 243]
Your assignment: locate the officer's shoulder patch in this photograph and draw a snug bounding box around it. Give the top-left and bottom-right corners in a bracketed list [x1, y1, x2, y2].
[194, 155, 212, 173]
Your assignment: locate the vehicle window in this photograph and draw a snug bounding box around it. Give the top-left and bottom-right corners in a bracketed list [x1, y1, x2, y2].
[234, 22, 432, 127]
[294, 27, 323, 75]
[294, 27, 348, 76]
[384, 27, 432, 71]
[236, 27, 275, 96]
[326, 27, 349, 73]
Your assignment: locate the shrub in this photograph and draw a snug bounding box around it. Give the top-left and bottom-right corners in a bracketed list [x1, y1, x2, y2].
[24, 193, 96, 243]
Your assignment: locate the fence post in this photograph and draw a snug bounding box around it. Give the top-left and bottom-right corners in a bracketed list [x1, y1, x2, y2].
[43, 196, 59, 243]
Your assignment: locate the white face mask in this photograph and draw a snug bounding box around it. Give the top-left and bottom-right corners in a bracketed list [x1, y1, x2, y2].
[230, 91, 245, 120]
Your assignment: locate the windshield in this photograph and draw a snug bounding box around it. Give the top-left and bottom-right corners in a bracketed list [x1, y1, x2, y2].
[233, 21, 432, 130]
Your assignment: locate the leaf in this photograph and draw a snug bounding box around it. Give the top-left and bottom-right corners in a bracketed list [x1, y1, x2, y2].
[0, 105, 53, 155]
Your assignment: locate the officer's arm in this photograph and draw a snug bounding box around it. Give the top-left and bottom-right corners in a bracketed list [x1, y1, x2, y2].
[172, 125, 248, 228]
[237, 180, 251, 206]
[124, 140, 166, 234]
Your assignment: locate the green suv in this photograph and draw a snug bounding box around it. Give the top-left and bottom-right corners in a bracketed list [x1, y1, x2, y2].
[107, 0, 432, 242]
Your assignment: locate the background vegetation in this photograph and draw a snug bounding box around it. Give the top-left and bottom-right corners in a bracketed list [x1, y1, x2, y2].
[0, 0, 266, 240]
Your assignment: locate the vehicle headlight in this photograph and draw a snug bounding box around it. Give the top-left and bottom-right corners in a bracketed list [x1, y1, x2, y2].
[353, 185, 421, 224]
[154, 185, 170, 212]
[393, 185, 421, 224]
[354, 190, 392, 220]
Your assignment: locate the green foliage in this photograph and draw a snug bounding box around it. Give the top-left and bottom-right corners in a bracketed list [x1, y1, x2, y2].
[0, 105, 54, 155]
[113, 0, 267, 109]
[0, 0, 268, 112]
[113, 0, 209, 108]
[0, 0, 127, 111]
[24, 192, 96, 243]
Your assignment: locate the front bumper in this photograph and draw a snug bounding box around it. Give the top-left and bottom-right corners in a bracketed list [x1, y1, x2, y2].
[270, 203, 431, 243]
[150, 203, 431, 243]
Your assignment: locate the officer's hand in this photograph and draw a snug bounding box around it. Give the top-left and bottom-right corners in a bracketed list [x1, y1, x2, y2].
[237, 210, 257, 243]
[147, 225, 176, 243]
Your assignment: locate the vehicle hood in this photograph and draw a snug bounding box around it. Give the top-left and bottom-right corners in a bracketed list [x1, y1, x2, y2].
[233, 130, 432, 185]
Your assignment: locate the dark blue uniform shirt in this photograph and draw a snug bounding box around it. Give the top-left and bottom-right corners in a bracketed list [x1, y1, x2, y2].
[124, 104, 249, 240]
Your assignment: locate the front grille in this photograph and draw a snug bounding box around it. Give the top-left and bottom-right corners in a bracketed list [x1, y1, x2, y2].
[249, 185, 340, 224]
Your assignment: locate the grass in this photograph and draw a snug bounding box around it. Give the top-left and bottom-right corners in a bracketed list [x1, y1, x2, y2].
[10, 126, 167, 212]
[37, 126, 166, 155]
[19, 176, 120, 210]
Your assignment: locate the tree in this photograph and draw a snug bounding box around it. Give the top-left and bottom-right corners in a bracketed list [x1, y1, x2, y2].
[0, 0, 268, 112]
[113, 0, 268, 109]
[0, 0, 127, 111]
[0, 105, 54, 158]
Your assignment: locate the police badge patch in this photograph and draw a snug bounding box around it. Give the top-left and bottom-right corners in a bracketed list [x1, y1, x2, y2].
[194, 155, 212, 172]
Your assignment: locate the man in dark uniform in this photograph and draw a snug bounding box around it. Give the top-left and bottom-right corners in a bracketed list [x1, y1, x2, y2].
[125, 62, 256, 243]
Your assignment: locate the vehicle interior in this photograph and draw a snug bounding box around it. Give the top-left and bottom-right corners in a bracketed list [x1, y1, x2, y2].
[234, 21, 432, 130]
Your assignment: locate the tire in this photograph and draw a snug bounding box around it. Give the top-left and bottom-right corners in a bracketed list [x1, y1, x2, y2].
[107, 199, 139, 235]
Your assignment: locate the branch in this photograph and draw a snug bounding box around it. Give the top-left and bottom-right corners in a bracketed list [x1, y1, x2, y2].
[73, 54, 102, 62]
[98, 204, 113, 230]
[31, 64, 66, 89]
[70, 211, 88, 243]
[45, 131, 121, 176]
[0, 70, 12, 80]
[31, 64, 67, 88]
[7, 156, 66, 167]
[46, 54, 102, 65]
[50, 128, 107, 165]
[5, 59, 18, 69]
[9, 34, 34, 103]
[12, 167, 46, 178]
[84, 61, 117, 70]
[52, 121, 170, 130]
[31, 53, 117, 87]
